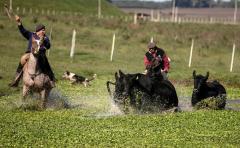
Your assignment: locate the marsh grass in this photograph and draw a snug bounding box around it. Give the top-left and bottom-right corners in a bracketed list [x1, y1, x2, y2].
[194, 96, 227, 110]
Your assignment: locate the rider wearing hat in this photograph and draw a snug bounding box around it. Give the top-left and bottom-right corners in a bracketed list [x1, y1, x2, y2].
[144, 42, 170, 80]
[9, 15, 55, 87]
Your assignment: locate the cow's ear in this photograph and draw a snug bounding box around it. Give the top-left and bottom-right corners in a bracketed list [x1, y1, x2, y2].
[66, 71, 70, 75]
[115, 72, 119, 80]
[119, 70, 124, 77]
[193, 70, 196, 78]
[205, 72, 209, 80]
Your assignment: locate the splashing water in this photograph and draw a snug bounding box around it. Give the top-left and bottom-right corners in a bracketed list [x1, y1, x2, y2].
[46, 88, 70, 109]
[94, 96, 124, 118]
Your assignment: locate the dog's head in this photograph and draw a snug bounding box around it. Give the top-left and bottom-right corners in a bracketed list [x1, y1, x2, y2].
[62, 71, 73, 80]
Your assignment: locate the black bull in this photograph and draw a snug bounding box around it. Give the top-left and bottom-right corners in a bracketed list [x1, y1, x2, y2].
[192, 70, 226, 108]
[106, 70, 178, 111]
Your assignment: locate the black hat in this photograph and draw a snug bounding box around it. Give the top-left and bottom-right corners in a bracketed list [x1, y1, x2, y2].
[35, 24, 45, 32]
[147, 42, 156, 49]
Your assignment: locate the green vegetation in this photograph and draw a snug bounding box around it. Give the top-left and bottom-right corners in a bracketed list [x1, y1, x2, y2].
[0, 0, 240, 146]
[0, 110, 240, 147]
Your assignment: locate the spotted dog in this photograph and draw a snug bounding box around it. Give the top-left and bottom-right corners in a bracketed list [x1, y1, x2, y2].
[62, 71, 96, 87]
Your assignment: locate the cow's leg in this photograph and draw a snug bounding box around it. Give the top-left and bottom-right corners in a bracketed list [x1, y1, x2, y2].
[129, 91, 136, 108]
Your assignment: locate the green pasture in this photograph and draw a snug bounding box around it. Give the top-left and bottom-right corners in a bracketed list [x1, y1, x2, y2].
[0, 0, 240, 146]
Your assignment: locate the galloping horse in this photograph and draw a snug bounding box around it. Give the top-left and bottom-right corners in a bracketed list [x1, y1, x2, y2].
[22, 36, 52, 108]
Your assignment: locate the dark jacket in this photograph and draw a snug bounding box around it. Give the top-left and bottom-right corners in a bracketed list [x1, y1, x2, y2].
[18, 24, 55, 81]
[18, 24, 51, 54]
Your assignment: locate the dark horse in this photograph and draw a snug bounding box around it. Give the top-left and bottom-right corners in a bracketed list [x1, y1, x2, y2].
[192, 70, 226, 108]
[107, 70, 178, 112]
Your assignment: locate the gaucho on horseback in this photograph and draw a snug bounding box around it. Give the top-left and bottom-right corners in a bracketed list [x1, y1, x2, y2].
[144, 42, 170, 80]
[9, 15, 55, 88]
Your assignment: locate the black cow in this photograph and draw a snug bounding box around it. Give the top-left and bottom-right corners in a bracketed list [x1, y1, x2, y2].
[192, 70, 226, 108]
[107, 70, 178, 112]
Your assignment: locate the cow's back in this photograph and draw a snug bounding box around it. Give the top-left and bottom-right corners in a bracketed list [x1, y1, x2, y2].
[153, 80, 178, 107]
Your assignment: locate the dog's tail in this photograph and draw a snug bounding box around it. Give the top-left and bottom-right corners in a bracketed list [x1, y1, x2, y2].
[86, 74, 97, 82]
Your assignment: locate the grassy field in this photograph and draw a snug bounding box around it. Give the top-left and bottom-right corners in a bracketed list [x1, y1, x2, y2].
[0, 0, 240, 147]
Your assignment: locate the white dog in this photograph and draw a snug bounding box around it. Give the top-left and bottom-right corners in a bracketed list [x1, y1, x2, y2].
[62, 71, 96, 87]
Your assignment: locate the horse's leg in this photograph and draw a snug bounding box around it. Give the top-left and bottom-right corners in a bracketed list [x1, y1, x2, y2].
[40, 89, 47, 109]
[22, 85, 30, 102]
[21, 85, 30, 108]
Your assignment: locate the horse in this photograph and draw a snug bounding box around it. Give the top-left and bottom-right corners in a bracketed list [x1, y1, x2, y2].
[191, 70, 226, 108]
[22, 36, 52, 108]
[107, 70, 178, 112]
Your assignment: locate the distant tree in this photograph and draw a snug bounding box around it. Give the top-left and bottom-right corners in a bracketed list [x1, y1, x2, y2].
[194, 0, 215, 8]
[176, 0, 192, 7]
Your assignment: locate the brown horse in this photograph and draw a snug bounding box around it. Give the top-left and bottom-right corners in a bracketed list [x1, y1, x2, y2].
[22, 36, 52, 108]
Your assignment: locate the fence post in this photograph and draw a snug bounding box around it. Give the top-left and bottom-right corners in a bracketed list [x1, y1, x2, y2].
[151, 9, 154, 21]
[48, 26, 53, 57]
[110, 33, 116, 61]
[157, 10, 160, 22]
[70, 29, 76, 59]
[172, 0, 175, 22]
[234, 0, 238, 24]
[98, 0, 101, 19]
[174, 7, 178, 23]
[134, 13, 137, 24]
[230, 43, 236, 72]
[9, 0, 12, 12]
[188, 39, 194, 68]
[150, 37, 154, 43]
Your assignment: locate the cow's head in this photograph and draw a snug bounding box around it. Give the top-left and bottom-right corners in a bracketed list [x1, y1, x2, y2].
[114, 70, 138, 98]
[192, 70, 209, 93]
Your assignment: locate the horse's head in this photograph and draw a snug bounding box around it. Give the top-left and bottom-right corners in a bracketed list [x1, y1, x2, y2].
[31, 36, 43, 55]
[115, 70, 139, 98]
[192, 70, 209, 93]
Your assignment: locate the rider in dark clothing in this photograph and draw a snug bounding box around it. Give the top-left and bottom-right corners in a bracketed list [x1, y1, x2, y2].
[9, 15, 55, 87]
[144, 42, 170, 80]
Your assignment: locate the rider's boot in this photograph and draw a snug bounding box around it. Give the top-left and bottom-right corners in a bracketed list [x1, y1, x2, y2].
[9, 63, 23, 87]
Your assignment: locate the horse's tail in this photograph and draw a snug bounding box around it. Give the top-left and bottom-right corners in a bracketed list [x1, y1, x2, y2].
[106, 81, 115, 98]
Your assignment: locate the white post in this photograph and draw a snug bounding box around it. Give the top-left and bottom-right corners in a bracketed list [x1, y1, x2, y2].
[230, 43, 236, 72]
[172, 0, 175, 22]
[110, 33, 116, 61]
[157, 10, 160, 22]
[234, 0, 238, 24]
[134, 13, 137, 24]
[174, 7, 178, 23]
[48, 26, 53, 57]
[98, 0, 101, 19]
[70, 29, 76, 58]
[188, 39, 194, 68]
[9, 0, 12, 12]
[150, 37, 153, 43]
[151, 9, 154, 21]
